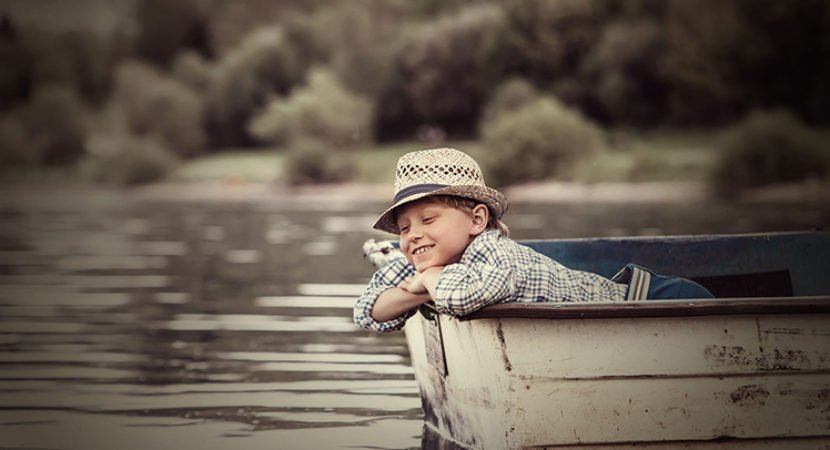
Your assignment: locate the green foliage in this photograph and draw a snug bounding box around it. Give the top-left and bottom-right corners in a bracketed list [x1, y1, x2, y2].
[406, 0, 486, 17]
[0, 24, 34, 111]
[283, 141, 356, 185]
[583, 20, 667, 125]
[114, 61, 207, 158]
[79, 134, 179, 186]
[479, 77, 538, 127]
[48, 30, 115, 105]
[0, 116, 31, 167]
[12, 85, 88, 166]
[710, 110, 829, 196]
[170, 50, 213, 91]
[489, 0, 606, 83]
[663, 0, 830, 124]
[205, 0, 328, 55]
[4, 0, 829, 161]
[481, 96, 604, 186]
[1, 25, 115, 109]
[134, 0, 212, 66]
[662, 0, 764, 123]
[376, 4, 504, 139]
[280, 12, 331, 76]
[206, 28, 305, 147]
[283, 2, 405, 99]
[248, 68, 372, 149]
[597, 0, 666, 19]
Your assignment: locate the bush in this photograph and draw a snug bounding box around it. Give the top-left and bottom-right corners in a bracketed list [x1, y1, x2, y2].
[0, 117, 31, 167]
[285, 2, 405, 99]
[248, 67, 372, 149]
[583, 20, 667, 125]
[115, 60, 207, 158]
[375, 4, 504, 139]
[710, 110, 829, 196]
[14, 85, 88, 166]
[144, 80, 207, 158]
[7, 27, 116, 107]
[0, 22, 31, 112]
[205, 0, 324, 56]
[206, 27, 305, 147]
[489, 0, 606, 83]
[661, 0, 760, 124]
[113, 61, 160, 129]
[664, 0, 830, 124]
[481, 96, 605, 186]
[283, 140, 356, 185]
[134, 0, 211, 67]
[479, 77, 538, 128]
[171, 50, 213, 91]
[78, 134, 178, 186]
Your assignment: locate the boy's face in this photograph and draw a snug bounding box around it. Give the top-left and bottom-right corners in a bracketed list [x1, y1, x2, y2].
[396, 199, 485, 272]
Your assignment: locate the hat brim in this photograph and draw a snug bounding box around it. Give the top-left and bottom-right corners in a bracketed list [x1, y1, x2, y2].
[372, 185, 507, 234]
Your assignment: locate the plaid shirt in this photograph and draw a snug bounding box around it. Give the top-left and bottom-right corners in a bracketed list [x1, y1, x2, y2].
[354, 230, 628, 332]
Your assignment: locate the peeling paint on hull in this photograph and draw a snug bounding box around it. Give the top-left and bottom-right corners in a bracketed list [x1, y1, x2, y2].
[406, 304, 830, 449]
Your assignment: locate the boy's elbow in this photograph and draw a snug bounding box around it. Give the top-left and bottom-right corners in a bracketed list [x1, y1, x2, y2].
[353, 303, 375, 330]
[436, 286, 510, 317]
[353, 312, 381, 332]
[353, 312, 368, 330]
[438, 296, 481, 317]
[353, 305, 400, 333]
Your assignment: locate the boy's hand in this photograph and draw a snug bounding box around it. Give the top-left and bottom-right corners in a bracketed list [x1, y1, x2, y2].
[400, 273, 428, 294]
[400, 267, 444, 296]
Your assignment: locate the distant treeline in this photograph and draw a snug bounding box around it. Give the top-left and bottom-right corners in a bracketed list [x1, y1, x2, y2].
[1, 0, 829, 189]
[3, 0, 829, 142]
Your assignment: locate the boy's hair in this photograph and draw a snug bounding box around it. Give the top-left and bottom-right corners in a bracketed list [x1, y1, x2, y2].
[396, 195, 510, 237]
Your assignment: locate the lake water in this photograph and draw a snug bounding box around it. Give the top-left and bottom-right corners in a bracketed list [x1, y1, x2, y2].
[0, 186, 827, 449]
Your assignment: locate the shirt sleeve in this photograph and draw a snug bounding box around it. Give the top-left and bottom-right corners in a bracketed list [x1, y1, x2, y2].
[353, 259, 417, 332]
[431, 239, 517, 316]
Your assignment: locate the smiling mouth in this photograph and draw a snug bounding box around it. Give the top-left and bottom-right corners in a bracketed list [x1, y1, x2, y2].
[412, 245, 434, 256]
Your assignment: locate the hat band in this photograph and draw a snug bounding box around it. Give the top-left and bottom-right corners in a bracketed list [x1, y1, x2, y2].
[393, 183, 448, 204]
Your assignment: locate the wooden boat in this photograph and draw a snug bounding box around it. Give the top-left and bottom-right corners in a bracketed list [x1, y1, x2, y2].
[397, 231, 830, 449]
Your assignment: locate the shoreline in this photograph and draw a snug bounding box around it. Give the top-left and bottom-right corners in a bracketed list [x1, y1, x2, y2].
[129, 179, 830, 205]
[1, 178, 827, 205]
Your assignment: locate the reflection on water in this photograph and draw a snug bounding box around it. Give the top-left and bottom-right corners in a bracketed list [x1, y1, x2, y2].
[0, 186, 827, 449]
[0, 188, 420, 450]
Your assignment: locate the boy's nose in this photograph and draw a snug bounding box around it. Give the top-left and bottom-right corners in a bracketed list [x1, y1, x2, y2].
[409, 226, 423, 240]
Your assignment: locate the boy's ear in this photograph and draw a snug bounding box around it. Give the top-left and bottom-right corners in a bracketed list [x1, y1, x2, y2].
[470, 204, 489, 234]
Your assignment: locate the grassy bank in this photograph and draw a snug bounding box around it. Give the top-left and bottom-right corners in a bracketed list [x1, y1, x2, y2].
[170, 130, 719, 185]
[0, 130, 721, 187]
[572, 129, 718, 183]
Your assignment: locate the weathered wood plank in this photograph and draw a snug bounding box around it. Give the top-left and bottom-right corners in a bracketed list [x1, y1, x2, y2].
[512, 374, 830, 446]
[461, 297, 830, 320]
[532, 436, 830, 449]
[494, 314, 830, 378]
[406, 311, 830, 449]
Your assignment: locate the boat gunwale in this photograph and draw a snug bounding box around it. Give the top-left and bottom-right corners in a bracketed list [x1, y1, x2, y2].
[449, 296, 830, 321]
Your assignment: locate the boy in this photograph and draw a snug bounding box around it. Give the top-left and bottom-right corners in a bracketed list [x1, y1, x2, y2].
[354, 148, 713, 332]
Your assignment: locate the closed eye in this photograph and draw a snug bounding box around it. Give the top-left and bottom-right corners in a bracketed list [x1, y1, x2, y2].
[422, 216, 436, 224]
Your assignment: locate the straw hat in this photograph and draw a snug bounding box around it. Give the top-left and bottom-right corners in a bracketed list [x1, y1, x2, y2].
[373, 148, 508, 234]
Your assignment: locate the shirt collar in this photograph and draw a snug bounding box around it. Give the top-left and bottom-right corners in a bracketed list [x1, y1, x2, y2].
[477, 229, 502, 241]
[462, 229, 502, 256]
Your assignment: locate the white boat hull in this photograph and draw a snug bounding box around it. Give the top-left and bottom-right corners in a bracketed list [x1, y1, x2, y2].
[404, 300, 830, 449]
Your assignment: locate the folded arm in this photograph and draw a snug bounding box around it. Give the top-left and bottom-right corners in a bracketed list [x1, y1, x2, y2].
[431, 262, 516, 316]
[370, 287, 431, 322]
[354, 259, 422, 332]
